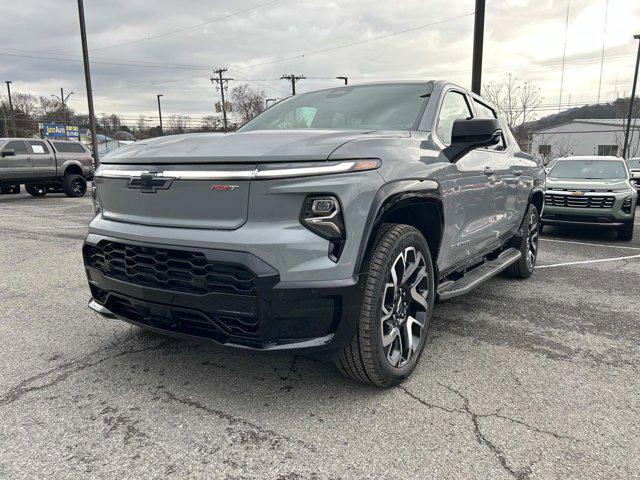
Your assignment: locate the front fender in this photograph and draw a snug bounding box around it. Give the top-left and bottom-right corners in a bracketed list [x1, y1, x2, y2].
[354, 179, 443, 276]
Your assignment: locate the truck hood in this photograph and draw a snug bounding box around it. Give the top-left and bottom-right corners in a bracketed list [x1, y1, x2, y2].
[102, 130, 409, 164]
[546, 177, 632, 192]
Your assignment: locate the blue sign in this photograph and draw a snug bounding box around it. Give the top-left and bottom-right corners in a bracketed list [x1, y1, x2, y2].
[41, 123, 80, 140]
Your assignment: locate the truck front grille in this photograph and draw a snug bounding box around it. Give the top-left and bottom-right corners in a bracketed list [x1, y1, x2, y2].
[545, 193, 615, 209]
[84, 241, 256, 296]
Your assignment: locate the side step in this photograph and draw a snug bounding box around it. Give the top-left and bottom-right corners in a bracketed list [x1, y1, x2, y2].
[437, 248, 521, 300]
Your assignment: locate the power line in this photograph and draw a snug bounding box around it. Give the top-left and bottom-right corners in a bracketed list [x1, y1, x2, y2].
[228, 12, 475, 71]
[92, 0, 282, 51]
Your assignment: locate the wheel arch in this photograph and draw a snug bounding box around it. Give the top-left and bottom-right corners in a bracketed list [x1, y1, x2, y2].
[355, 180, 444, 278]
[63, 162, 83, 177]
[531, 189, 544, 216]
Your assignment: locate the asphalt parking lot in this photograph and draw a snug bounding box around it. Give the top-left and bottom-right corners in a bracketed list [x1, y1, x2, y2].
[0, 191, 638, 480]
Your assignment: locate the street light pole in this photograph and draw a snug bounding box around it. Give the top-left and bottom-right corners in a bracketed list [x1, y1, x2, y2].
[157, 94, 164, 135]
[336, 76, 348, 85]
[53, 88, 74, 140]
[471, 0, 486, 94]
[77, 0, 100, 166]
[622, 34, 640, 160]
[5, 80, 15, 136]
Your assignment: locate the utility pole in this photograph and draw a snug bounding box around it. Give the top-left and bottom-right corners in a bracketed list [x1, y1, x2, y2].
[157, 94, 164, 135]
[622, 34, 640, 160]
[77, 0, 100, 166]
[5, 80, 15, 136]
[53, 88, 74, 139]
[211, 68, 233, 131]
[471, 0, 485, 94]
[596, 0, 609, 103]
[336, 76, 348, 85]
[558, 1, 570, 112]
[281, 74, 305, 96]
[1, 106, 7, 137]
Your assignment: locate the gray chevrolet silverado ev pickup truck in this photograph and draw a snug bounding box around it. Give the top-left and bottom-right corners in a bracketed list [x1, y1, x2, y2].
[84, 81, 545, 387]
[0, 138, 93, 197]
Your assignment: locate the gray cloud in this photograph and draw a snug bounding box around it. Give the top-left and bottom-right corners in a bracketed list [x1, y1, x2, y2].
[1, 0, 638, 124]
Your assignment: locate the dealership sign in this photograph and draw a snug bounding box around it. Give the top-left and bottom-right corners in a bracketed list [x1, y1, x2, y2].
[40, 123, 80, 140]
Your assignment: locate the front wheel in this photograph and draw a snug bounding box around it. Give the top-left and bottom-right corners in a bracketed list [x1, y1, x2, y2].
[336, 224, 435, 388]
[25, 184, 47, 197]
[63, 174, 87, 198]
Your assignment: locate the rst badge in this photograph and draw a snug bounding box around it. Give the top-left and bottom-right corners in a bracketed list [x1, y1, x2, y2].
[210, 185, 240, 191]
[127, 172, 174, 193]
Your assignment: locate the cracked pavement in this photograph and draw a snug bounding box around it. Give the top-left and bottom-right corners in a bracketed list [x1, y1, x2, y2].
[0, 192, 639, 479]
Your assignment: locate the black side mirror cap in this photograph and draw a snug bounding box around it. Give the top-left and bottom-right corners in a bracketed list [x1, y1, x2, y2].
[443, 118, 502, 162]
[1, 149, 16, 157]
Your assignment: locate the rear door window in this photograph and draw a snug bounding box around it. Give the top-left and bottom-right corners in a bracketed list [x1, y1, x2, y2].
[472, 99, 506, 151]
[53, 141, 86, 154]
[28, 140, 50, 154]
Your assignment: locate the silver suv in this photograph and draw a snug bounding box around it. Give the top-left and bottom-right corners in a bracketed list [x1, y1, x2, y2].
[84, 81, 545, 387]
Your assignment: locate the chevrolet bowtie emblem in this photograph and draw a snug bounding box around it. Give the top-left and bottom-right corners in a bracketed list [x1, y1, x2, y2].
[571, 191, 584, 196]
[127, 172, 174, 193]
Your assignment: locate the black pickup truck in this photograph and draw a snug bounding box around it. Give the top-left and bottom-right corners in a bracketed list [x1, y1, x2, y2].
[0, 138, 94, 197]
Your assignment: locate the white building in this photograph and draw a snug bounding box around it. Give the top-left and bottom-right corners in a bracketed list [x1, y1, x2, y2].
[530, 119, 640, 163]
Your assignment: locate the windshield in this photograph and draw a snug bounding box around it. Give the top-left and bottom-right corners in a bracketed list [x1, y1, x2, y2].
[239, 84, 430, 132]
[548, 160, 628, 179]
[627, 159, 640, 169]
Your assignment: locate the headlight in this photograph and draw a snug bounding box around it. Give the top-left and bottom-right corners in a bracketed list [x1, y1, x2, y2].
[254, 159, 381, 179]
[622, 196, 633, 214]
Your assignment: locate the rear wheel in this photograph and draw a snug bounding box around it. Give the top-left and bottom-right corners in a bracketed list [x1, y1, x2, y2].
[618, 220, 634, 241]
[505, 204, 539, 279]
[63, 174, 87, 198]
[25, 184, 47, 197]
[336, 224, 435, 388]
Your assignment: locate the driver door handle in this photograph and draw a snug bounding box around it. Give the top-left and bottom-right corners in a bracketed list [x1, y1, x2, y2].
[483, 166, 494, 176]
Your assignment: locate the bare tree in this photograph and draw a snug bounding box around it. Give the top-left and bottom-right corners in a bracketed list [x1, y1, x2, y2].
[108, 114, 121, 132]
[167, 114, 191, 134]
[136, 115, 148, 133]
[613, 98, 640, 158]
[483, 74, 542, 148]
[201, 115, 222, 131]
[230, 83, 266, 124]
[11, 92, 38, 118]
[553, 135, 575, 159]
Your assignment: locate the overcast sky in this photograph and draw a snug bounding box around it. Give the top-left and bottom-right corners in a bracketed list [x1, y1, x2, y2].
[1, 0, 639, 125]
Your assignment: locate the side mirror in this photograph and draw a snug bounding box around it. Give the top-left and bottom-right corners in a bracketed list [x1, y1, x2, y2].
[1, 149, 16, 157]
[443, 118, 502, 162]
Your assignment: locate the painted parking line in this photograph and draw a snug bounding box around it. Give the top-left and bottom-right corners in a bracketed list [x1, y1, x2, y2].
[540, 238, 640, 251]
[537, 253, 640, 269]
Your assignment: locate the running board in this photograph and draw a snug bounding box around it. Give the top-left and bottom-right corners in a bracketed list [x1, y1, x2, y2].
[437, 248, 521, 300]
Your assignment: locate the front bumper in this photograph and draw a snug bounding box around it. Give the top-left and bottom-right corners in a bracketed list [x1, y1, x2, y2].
[83, 234, 363, 355]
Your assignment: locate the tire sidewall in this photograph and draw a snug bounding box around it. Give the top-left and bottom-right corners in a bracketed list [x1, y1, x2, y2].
[368, 227, 435, 382]
[64, 175, 87, 197]
[520, 204, 539, 276]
